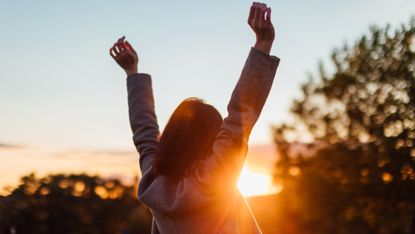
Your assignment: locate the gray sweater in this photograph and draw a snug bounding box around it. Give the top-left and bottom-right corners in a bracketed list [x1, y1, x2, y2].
[127, 47, 280, 234]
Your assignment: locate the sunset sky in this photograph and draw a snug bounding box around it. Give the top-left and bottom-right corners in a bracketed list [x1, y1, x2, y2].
[1, 0, 415, 150]
[1, 1, 415, 195]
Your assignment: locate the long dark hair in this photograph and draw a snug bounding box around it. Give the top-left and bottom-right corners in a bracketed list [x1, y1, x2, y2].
[152, 97, 223, 179]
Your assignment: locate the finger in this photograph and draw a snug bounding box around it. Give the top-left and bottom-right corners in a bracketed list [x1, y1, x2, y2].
[116, 36, 126, 51]
[125, 40, 132, 51]
[113, 44, 120, 54]
[111, 46, 120, 58]
[260, 7, 267, 25]
[255, 6, 264, 27]
[109, 48, 116, 58]
[116, 42, 126, 52]
[117, 36, 125, 44]
[125, 41, 137, 54]
[253, 4, 260, 27]
[118, 42, 126, 51]
[258, 2, 267, 8]
[248, 3, 256, 24]
[266, 7, 272, 23]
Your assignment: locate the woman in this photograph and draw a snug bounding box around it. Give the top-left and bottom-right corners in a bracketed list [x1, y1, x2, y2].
[110, 2, 280, 233]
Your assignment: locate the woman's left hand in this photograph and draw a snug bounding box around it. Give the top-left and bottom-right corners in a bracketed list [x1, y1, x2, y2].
[110, 36, 139, 76]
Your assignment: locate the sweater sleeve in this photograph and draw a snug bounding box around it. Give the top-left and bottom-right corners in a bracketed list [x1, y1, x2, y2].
[195, 47, 280, 193]
[127, 73, 160, 174]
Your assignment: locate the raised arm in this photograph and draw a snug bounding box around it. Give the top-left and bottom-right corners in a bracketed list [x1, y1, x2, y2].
[110, 37, 159, 173]
[195, 2, 280, 192]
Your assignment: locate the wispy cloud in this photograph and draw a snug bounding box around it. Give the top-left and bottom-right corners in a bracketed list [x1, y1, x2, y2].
[0, 145, 140, 194]
[0, 143, 26, 149]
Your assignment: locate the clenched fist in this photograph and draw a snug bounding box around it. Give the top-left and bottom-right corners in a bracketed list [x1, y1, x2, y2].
[248, 2, 275, 54]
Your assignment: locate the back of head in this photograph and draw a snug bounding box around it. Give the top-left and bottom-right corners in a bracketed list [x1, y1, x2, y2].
[153, 98, 223, 179]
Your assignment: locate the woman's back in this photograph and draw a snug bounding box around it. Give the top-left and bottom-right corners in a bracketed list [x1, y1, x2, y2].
[132, 46, 279, 233]
[139, 174, 259, 233]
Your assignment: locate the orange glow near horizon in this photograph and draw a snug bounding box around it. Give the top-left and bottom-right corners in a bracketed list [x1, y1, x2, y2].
[237, 166, 282, 197]
[1, 148, 282, 197]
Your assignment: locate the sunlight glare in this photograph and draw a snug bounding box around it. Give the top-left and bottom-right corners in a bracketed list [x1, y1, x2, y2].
[237, 166, 282, 197]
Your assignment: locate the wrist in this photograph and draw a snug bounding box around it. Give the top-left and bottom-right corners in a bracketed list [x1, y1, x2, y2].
[254, 40, 273, 55]
[125, 66, 138, 77]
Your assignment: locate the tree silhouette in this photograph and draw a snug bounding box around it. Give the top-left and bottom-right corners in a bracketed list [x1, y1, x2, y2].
[273, 17, 415, 234]
[0, 173, 152, 234]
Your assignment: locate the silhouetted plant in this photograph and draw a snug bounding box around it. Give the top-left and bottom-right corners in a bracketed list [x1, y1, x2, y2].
[0, 173, 152, 234]
[273, 17, 415, 234]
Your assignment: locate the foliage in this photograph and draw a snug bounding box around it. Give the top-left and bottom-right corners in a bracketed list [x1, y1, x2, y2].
[0, 173, 152, 234]
[273, 17, 415, 233]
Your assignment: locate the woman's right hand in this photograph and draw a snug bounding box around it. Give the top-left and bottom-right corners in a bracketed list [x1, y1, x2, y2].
[110, 36, 139, 76]
[248, 2, 275, 54]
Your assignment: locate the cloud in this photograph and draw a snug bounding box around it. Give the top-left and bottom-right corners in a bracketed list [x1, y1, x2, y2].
[0, 143, 26, 149]
[52, 149, 136, 159]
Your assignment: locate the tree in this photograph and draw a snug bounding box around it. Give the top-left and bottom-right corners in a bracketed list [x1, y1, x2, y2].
[0, 173, 152, 234]
[273, 18, 415, 233]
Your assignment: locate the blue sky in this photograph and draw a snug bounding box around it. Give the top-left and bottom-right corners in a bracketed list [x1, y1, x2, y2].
[1, 0, 414, 151]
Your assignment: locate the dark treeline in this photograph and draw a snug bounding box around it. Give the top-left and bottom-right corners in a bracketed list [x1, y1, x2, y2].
[272, 17, 415, 233]
[0, 174, 152, 234]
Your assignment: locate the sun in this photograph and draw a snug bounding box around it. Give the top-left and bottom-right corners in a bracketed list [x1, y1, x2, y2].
[237, 166, 282, 197]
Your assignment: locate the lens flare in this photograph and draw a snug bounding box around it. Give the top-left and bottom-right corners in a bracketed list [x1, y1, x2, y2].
[237, 166, 282, 197]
